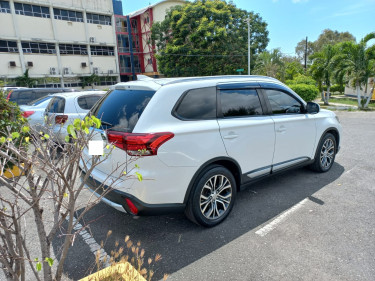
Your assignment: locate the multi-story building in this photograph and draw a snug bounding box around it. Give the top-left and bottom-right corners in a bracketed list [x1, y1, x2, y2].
[115, 0, 185, 81]
[0, 0, 119, 88]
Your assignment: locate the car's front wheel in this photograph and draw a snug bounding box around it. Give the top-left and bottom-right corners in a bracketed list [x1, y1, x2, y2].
[185, 165, 236, 227]
[310, 133, 337, 172]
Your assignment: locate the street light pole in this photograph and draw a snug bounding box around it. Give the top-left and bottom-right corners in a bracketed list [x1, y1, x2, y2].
[245, 17, 251, 75]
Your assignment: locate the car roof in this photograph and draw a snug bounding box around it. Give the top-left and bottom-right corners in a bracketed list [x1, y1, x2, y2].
[112, 75, 283, 91]
[53, 91, 106, 99]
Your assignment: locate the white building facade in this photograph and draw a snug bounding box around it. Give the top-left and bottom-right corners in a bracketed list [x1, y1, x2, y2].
[0, 0, 120, 88]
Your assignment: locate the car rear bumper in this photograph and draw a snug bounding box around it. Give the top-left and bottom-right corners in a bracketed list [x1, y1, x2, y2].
[80, 170, 185, 216]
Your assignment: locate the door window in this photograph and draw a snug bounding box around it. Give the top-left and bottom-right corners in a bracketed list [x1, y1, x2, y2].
[78, 95, 102, 110]
[220, 89, 263, 117]
[264, 89, 303, 114]
[47, 97, 65, 113]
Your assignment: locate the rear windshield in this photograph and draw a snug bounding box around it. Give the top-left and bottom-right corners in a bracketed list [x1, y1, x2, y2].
[28, 96, 52, 106]
[91, 89, 155, 132]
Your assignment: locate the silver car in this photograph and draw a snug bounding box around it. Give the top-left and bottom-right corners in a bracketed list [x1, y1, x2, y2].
[20, 95, 54, 132]
[43, 91, 105, 143]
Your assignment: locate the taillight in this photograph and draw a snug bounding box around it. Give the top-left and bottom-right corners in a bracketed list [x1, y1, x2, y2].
[6, 90, 13, 100]
[125, 198, 138, 215]
[22, 111, 35, 118]
[55, 115, 68, 124]
[106, 131, 174, 156]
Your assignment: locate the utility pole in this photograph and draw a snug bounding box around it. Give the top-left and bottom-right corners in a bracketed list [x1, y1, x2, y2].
[245, 17, 251, 75]
[304, 36, 308, 71]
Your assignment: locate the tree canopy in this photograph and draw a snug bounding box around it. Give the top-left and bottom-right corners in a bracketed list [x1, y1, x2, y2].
[295, 29, 356, 61]
[151, 0, 269, 77]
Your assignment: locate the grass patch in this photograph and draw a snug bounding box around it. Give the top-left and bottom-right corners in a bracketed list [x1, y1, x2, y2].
[330, 98, 375, 108]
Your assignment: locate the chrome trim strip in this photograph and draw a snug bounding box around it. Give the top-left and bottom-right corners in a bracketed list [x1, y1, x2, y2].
[85, 185, 126, 213]
[247, 167, 271, 178]
[272, 157, 309, 172]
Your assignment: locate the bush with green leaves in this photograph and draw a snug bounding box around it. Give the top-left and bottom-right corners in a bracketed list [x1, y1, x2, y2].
[0, 92, 29, 169]
[289, 84, 319, 102]
[286, 74, 316, 86]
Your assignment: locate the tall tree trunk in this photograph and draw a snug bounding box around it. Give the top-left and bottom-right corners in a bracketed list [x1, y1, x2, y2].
[356, 83, 361, 108]
[364, 86, 373, 108]
[324, 86, 330, 105]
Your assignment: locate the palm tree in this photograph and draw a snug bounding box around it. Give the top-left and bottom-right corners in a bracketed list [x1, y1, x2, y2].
[253, 49, 284, 79]
[15, 69, 36, 87]
[333, 32, 375, 108]
[310, 44, 336, 105]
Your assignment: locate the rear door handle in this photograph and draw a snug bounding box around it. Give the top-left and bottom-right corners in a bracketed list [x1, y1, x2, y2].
[223, 134, 239, 139]
[276, 126, 286, 133]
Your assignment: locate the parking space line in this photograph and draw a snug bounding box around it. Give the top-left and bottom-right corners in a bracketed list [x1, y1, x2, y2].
[71, 216, 110, 267]
[255, 198, 308, 237]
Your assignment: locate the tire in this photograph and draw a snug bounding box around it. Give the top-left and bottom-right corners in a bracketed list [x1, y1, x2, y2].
[309, 133, 337, 173]
[185, 165, 237, 227]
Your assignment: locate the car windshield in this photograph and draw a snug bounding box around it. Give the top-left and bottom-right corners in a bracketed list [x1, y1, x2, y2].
[28, 96, 53, 106]
[90, 89, 156, 132]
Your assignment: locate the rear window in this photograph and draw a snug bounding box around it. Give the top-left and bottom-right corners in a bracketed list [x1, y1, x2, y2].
[77, 95, 102, 110]
[46, 97, 65, 113]
[28, 96, 52, 106]
[174, 87, 216, 120]
[91, 89, 155, 132]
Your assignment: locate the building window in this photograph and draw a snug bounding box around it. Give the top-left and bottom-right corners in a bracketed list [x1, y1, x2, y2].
[21, 42, 56, 54]
[115, 17, 127, 32]
[53, 8, 83, 22]
[0, 1, 10, 13]
[117, 34, 130, 53]
[14, 2, 50, 18]
[87, 13, 111, 25]
[131, 19, 138, 34]
[91, 46, 114, 56]
[0, 40, 18, 53]
[59, 44, 87, 55]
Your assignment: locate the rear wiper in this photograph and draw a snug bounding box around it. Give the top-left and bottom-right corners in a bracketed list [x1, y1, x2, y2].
[100, 121, 113, 127]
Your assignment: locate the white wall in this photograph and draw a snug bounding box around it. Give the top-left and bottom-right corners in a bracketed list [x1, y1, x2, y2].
[87, 25, 115, 44]
[23, 53, 59, 75]
[55, 21, 86, 42]
[0, 53, 23, 77]
[91, 56, 117, 74]
[152, 1, 184, 23]
[15, 15, 54, 40]
[0, 14, 16, 38]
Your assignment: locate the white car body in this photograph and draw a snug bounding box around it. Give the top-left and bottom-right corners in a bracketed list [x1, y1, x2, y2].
[80, 76, 342, 226]
[44, 91, 105, 143]
[20, 95, 54, 132]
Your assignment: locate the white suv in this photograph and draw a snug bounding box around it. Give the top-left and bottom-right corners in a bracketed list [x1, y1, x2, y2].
[81, 76, 341, 227]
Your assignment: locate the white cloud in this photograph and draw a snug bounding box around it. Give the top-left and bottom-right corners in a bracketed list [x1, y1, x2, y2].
[292, 0, 309, 3]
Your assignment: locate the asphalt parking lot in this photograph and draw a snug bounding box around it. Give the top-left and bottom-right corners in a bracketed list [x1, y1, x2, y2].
[3, 111, 374, 281]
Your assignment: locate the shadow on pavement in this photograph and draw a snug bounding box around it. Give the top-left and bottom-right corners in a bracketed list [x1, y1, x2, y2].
[53, 163, 344, 280]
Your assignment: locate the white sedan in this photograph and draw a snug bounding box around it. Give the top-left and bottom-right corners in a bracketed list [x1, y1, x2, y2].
[43, 91, 105, 143]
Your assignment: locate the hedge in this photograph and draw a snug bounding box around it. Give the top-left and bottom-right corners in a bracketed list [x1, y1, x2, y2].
[289, 84, 319, 102]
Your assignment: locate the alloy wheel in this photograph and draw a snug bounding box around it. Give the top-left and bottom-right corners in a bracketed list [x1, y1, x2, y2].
[199, 174, 232, 220]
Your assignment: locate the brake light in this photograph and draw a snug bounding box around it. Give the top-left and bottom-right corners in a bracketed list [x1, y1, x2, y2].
[125, 198, 138, 215]
[6, 90, 13, 100]
[106, 131, 174, 156]
[22, 111, 35, 118]
[55, 115, 68, 124]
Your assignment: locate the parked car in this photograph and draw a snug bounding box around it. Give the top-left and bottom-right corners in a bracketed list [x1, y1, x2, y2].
[80, 76, 342, 227]
[44, 91, 105, 143]
[6, 88, 76, 105]
[1, 86, 28, 96]
[19, 95, 55, 132]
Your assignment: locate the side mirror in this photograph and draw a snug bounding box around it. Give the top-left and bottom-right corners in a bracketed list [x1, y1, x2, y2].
[306, 102, 320, 114]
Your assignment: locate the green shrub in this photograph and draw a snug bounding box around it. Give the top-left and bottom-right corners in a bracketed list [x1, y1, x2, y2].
[289, 84, 319, 102]
[286, 74, 316, 86]
[0, 92, 28, 168]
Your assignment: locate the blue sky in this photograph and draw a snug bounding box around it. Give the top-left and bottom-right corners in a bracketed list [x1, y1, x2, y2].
[122, 0, 375, 56]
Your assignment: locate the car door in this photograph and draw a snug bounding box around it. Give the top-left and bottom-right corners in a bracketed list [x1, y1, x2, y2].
[217, 84, 275, 181]
[262, 88, 317, 171]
